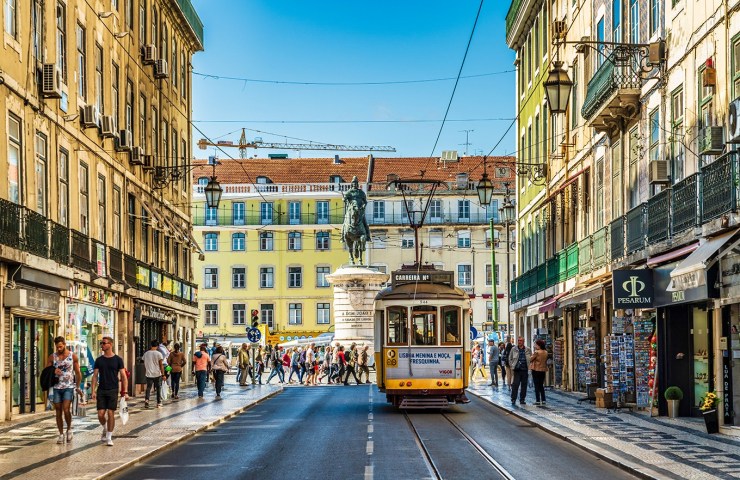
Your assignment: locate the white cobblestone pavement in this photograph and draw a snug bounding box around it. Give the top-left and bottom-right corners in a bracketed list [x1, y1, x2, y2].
[0, 377, 281, 480]
[467, 376, 740, 480]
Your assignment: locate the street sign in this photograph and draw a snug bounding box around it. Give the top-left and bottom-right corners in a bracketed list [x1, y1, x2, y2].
[246, 327, 262, 343]
[469, 326, 478, 341]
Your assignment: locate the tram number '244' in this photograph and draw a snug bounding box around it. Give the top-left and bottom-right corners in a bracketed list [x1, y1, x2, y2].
[386, 349, 398, 368]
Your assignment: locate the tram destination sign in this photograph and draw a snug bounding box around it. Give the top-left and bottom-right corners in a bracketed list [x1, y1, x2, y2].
[392, 270, 453, 288]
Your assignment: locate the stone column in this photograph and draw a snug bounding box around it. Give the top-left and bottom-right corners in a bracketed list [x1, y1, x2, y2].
[326, 266, 389, 347]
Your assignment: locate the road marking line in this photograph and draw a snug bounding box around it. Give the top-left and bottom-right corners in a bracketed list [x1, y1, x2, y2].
[366, 440, 374, 455]
[364, 465, 373, 480]
[368, 413, 373, 421]
[367, 424, 373, 434]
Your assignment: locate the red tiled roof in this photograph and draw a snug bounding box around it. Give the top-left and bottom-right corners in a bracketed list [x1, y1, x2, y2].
[369, 155, 516, 188]
[191, 154, 516, 187]
[192, 156, 371, 184]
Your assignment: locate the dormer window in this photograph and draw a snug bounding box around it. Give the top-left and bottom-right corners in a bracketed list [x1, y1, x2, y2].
[329, 175, 343, 183]
[256, 176, 270, 184]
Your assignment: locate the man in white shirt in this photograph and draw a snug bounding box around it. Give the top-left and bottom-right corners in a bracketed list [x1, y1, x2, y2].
[305, 343, 315, 385]
[142, 340, 165, 408]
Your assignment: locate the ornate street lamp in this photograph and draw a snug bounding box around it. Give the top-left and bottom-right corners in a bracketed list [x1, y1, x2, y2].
[543, 61, 574, 114]
[476, 158, 494, 207]
[204, 177, 222, 209]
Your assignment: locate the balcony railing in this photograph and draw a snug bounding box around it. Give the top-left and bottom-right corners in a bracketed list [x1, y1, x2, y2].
[702, 152, 738, 222]
[194, 206, 345, 227]
[647, 188, 671, 243]
[0, 198, 21, 249]
[592, 226, 609, 269]
[70, 230, 91, 272]
[194, 182, 354, 195]
[505, 0, 524, 39]
[23, 208, 48, 258]
[175, 0, 204, 47]
[672, 173, 700, 233]
[579, 236, 592, 275]
[512, 245, 581, 303]
[581, 51, 641, 120]
[109, 247, 124, 281]
[49, 221, 69, 265]
[626, 203, 646, 253]
[124, 254, 137, 286]
[566, 242, 579, 278]
[546, 256, 558, 288]
[610, 216, 625, 261]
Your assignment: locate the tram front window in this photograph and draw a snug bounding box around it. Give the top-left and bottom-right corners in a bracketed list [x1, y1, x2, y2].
[387, 307, 408, 345]
[411, 307, 436, 345]
[442, 306, 461, 345]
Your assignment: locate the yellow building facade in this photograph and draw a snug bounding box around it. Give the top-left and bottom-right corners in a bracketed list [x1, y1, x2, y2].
[191, 157, 370, 344]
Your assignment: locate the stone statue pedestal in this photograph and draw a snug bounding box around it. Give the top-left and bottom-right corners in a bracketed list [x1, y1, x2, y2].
[326, 266, 389, 347]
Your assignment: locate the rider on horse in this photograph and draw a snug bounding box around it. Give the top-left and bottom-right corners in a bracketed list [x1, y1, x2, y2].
[342, 176, 371, 264]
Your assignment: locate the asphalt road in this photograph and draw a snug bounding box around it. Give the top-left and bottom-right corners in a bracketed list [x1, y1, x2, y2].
[117, 385, 637, 480]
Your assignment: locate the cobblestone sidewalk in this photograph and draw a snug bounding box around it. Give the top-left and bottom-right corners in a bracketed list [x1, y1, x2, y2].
[0, 378, 281, 480]
[468, 383, 740, 480]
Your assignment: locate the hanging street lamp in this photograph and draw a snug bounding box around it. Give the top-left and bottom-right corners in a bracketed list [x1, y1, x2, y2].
[204, 176, 222, 209]
[543, 60, 574, 114]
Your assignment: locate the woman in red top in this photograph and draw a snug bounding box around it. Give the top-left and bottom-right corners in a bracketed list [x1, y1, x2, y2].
[333, 346, 346, 384]
[282, 349, 291, 380]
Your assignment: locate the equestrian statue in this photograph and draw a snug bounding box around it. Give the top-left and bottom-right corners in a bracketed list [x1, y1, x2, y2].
[341, 176, 371, 265]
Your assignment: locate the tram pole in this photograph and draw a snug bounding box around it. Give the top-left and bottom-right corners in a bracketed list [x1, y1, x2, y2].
[490, 217, 498, 374]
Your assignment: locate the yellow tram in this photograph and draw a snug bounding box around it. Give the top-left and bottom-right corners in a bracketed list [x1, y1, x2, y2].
[374, 264, 471, 408]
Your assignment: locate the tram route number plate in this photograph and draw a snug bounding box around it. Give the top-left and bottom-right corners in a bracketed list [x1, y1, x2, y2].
[385, 349, 398, 368]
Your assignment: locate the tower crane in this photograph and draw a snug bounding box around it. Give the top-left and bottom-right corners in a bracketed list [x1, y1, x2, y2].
[198, 128, 396, 159]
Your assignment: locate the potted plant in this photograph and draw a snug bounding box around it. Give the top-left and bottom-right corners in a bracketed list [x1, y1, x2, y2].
[664, 386, 683, 418]
[699, 391, 721, 434]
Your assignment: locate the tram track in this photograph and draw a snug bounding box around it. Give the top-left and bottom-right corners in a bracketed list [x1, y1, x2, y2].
[402, 410, 515, 480]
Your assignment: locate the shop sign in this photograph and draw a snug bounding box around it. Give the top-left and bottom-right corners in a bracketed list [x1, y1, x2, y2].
[172, 279, 182, 298]
[162, 275, 173, 296]
[22, 288, 59, 315]
[150, 270, 162, 292]
[95, 243, 107, 277]
[69, 283, 118, 308]
[182, 283, 191, 301]
[612, 270, 654, 309]
[137, 265, 151, 288]
[724, 355, 733, 424]
[653, 261, 715, 307]
[138, 302, 171, 321]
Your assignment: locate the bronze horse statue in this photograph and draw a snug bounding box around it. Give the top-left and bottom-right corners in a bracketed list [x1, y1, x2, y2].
[342, 199, 369, 265]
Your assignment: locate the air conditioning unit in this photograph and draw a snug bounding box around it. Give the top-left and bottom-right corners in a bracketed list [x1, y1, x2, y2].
[81, 105, 100, 128]
[115, 129, 133, 151]
[142, 44, 156, 64]
[100, 115, 115, 138]
[698, 126, 724, 155]
[728, 98, 740, 143]
[129, 146, 144, 165]
[41, 63, 62, 98]
[649, 160, 669, 184]
[154, 59, 168, 79]
[142, 154, 153, 170]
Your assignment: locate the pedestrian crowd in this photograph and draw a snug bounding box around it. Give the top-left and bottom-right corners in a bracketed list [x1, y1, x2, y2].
[229, 341, 373, 387]
[470, 336, 550, 406]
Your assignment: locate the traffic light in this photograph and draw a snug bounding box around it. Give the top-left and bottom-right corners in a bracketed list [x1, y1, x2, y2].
[251, 309, 259, 327]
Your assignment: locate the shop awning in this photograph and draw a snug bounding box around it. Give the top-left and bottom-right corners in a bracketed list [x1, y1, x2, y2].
[669, 229, 739, 291]
[539, 292, 568, 313]
[646, 242, 699, 267]
[558, 284, 602, 308]
[525, 301, 544, 317]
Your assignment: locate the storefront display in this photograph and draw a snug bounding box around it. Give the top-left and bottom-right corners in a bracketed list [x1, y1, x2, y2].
[575, 328, 597, 392]
[633, 319, 654, 407]
[554, 338, 564, 386]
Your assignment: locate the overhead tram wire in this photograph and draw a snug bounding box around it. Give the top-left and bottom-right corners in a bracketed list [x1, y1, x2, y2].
[193, 118, 516, 125]
[192, 69, 515, 86]
[423, 0, 486, 175]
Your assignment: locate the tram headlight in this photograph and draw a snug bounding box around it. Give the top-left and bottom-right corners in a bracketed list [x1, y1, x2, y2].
[437, 381, 443, 386]
[444, 381, 450, 386]
[399, 381, 405, 387]
[407, 382, 412, 387]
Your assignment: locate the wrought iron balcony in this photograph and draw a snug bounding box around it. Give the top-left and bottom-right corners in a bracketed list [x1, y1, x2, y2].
[626, 203, 646, 253]
[175, 0, 204, 49]
[546, 255, 558, 288]
[566, 242, 579, 278]
[579, 236, 592, 275]
[581, 50, 642, 133]
[701, 152, 738, 223]
[109, 247, 124, 281]
[0, 198, 21, 249]
[592, 226, 609, 269]
[23, 208, 49, 258]
[672, 173, 700, 234]
[49, 221, 70, 265]
[505, 0, 524, 40]
[647, 188, 671, 243]
[610, 216, 625, 261]
[71, 230, 91, 272]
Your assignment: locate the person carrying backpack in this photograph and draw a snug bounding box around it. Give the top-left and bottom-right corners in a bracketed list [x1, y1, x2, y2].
[343, 343, 361, 385]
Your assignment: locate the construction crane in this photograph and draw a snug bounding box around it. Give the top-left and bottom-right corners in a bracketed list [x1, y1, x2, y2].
[198, 128, 396, 159]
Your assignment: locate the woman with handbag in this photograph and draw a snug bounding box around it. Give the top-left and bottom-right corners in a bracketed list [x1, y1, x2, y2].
[211, 346, 231, 399]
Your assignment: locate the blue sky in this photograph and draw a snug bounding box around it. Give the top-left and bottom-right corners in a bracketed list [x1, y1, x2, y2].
[190, 1, 515, 160]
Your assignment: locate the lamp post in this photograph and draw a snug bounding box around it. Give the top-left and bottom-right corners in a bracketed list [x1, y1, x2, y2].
[203, 162, 223, 209]
[477, 159, 497, 352]
[499, 183, 516, 339]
